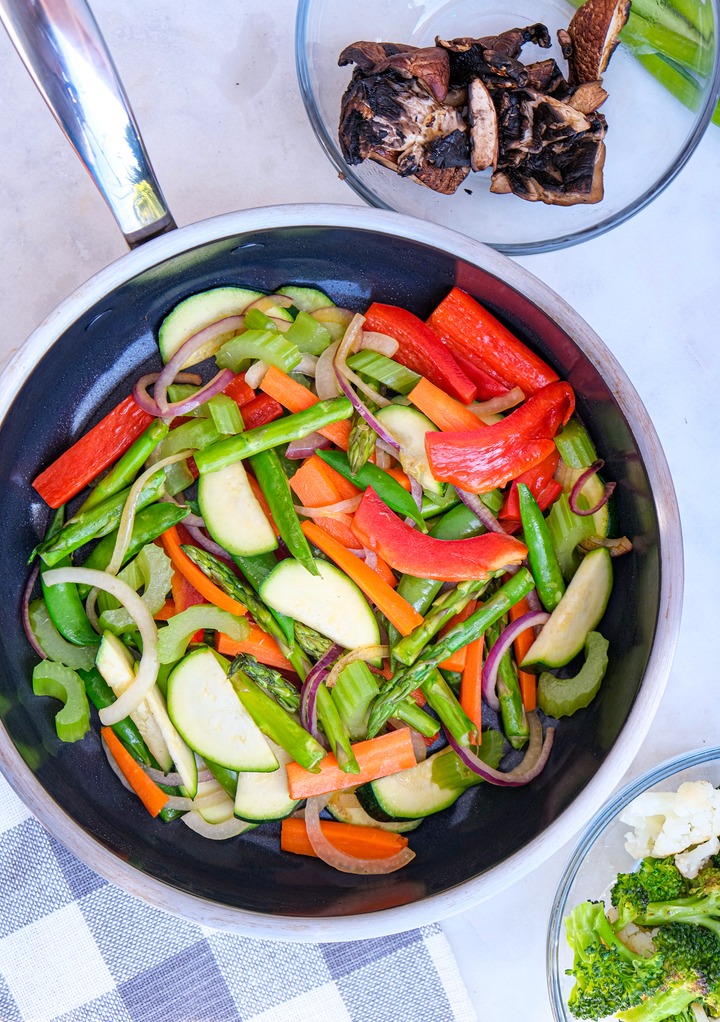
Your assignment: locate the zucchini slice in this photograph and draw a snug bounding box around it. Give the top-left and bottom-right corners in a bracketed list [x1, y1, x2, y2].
[326, 791, 422, 833]
[158, 287, 263, 366]
[259, 558, 380, 650]
[198, 460, 278, 557]
[521, 547, 613, 671]
[234, 741, 299, 822]
[375, 404, 444, 495]
[167, 648, 278, 772]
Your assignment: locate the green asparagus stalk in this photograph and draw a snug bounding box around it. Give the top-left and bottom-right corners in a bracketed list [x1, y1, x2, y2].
[392, 577, 491, 666]
[228, 667, 325, 772]
[347, 408, 378, 475]
[293, 622, 334, 660]
[485, 618, 529, 751]
[230, 653, 301, 714]
[194, 396, 353, 474]
[420, 669, 477, 747]
[367, 569, 535, 737]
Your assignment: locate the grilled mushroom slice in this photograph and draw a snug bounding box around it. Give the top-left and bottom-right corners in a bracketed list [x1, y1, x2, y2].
[565, 0, 632, 84]
[467, 78, 498, 172]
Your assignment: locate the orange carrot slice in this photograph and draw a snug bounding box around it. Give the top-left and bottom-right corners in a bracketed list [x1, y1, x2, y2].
[286, 728, 417, 799]
[408, 377, 484, 432]
[260, 366, 351, 449]
[101, 726, 170, 817]
[281, 817, 409, 859]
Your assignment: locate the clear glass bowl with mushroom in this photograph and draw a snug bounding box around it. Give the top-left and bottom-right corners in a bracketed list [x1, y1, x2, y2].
[296, 0, 720, 253]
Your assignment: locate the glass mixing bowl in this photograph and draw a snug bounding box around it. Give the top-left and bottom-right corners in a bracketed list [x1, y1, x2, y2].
[296, 0, 720, 254]
[547, 746, 720, 1020]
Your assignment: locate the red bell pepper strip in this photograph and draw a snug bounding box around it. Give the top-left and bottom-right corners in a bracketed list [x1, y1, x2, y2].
[499, 450, 562, 521]
[448, 349, 512, 400]
[351, 487, 527, 582]
[425, 381, 575, 494]
[427, 288, 559, 396]
[222, 372, 255, 407]
[241, 393, 284, 430]
[32, 395, 154, 508]
[364, 303, 477, 405]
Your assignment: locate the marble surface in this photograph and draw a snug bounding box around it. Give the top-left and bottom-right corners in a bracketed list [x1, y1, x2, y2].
[1, 0, 719, 1018]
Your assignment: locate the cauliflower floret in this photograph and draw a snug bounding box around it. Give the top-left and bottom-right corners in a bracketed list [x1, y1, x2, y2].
[615, 921, 658, 957]
[620, 780, 720, 876]
[675, 835, 720, 879]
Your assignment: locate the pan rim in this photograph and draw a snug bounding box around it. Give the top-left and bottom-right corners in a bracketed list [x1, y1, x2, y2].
[0, 202, 683, 940]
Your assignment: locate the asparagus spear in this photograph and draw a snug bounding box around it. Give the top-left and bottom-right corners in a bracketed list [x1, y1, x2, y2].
[294, 622, 335, 660]
[347, 408, 377, 475]
[230, 653, 301, 714]
[392, 577, 493, 666]
[367, 569, 535, 738]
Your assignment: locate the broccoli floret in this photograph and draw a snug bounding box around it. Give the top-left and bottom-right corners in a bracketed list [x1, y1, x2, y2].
[617, 923, 720, 1021]
[638, 866, 720, 939]
[612, 857, 689, 929]
[565, 901, 666, 1019]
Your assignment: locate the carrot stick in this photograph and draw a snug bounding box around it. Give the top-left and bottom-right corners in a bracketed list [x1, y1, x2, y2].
[281, 816, 409, 859]
[408, 377, 485, 433]
[301, 521, 422, 635]
[290, 454, 345, 506]
[101, 726, 170, 817]
[286, 728, 417, 799]
[438, 601, 476, 671]
[508, 596, 537, 711]
[260, 366, 351, 449]
[459, 600, 483, 739]
[216, 626, 293, 671]
[314, 458, 361, 501]
[160, 526, 246, 616]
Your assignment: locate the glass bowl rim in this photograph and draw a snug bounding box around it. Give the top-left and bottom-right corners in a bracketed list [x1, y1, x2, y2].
[546, 744, 720, 1019]
[294, 0, 720, 256]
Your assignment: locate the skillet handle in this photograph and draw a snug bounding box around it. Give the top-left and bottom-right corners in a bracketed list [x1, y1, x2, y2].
[0, 0, 176, 247]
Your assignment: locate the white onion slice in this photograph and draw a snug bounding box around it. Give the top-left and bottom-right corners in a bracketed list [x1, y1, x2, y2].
[469, 387, 525, 421]
[293, 495, 362, 518]
[360, 331, 399, 357]
[315, 340, 341, 399]
[304, 795, 415, 874]
[43, 567, 159, 726]
[325, 645, 390, 689]
[181, 811, 253, 840]
[245, 360, 269, 389]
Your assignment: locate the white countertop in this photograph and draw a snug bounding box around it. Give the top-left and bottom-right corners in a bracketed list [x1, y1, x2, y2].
[1, 1, 719, 1018]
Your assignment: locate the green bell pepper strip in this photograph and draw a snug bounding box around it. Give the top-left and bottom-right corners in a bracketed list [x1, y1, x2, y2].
[537, 631, 609, 718]
[367, 569, 535, 737]
[485, 618, 529, 750]
[77, 502, 189, 598]
[316, 449, 426, 531]
[194, 397, 353, 475]
[28, 599, 98, 670]
[79, 667, 153, 766]
[77, 419, 170, 513]
[249, 449, 318, 576]
[32, 661, 91, 743]
[518, 483, 566, 612]
[227, 667, 326, 772]
[40, 507, 98, 647]
[36, 474, 165, 568]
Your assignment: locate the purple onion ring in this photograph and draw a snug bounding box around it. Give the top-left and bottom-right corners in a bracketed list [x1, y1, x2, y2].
[446, 712, 554, 787]
[21, 563, 45, 659]
[300, 643, 343, 742]
[569, 460, 616, 517]
[456, 488, 508, 535]
[481, 610, 550, 710]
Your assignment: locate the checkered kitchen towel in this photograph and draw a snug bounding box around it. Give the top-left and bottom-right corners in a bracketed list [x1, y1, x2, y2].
[0, 774, 476, 1022]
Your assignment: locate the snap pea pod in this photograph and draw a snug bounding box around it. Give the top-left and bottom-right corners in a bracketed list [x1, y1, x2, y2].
[316, 449, 426, 530]
[485, 618, 529, 750]
[518, 483, 566, 612]
[40, 508, 98, 646]
[77, 502, 189, 599]
[249, 449, 318, 576]
[77, 419, 169, 513]
[368, 569, 535, 737]
[194, 397, 353, 475]
[79, 667, 153, 766]
[36, 474, 165, 567]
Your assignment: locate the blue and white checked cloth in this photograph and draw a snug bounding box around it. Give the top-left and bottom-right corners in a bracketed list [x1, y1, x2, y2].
[0, 773, 477, 1022]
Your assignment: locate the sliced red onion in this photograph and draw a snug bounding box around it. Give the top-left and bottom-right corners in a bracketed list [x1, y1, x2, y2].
[335, 370, 401, 452]
[409, 476, 424, 514]
[446, 711, 554, 787]
[525, 585, 543, 614]
[300, 644, 343, 740]
[184, 524, 230, 559]
[569, 460, 616, 516]
[245, 294, 294, 314]
[469, 386, 525, 420]
[159, 493, 205, 528]
[285, 432, 332, 459]
[456, 488, 508, 535]
[362, 547, 378, 570]
[304, 794, 416, 874]
[182, 811, 252, 840]
[133, 370, 204, 416]
[22, 562, 45, 659]
[154, 318, 243, 413]
[481, 610, 550, 710]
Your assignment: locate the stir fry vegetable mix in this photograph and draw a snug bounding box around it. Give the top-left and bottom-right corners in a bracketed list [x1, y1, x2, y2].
[23, 284, 630, 874]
